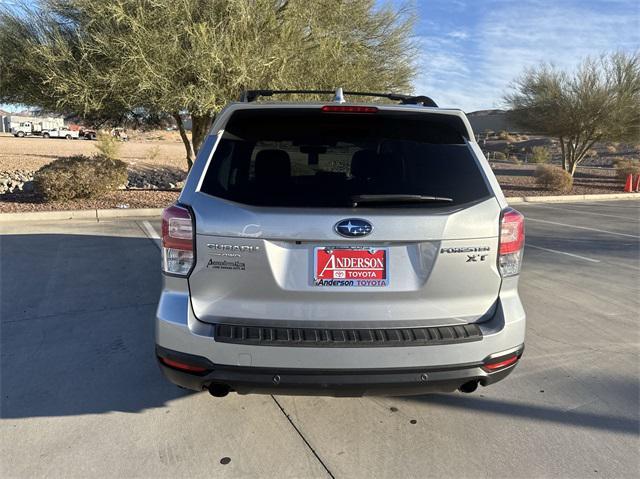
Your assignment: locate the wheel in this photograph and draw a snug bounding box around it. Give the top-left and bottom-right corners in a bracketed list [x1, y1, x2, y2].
[65, 134, 72, 140]
[17, 131, 25, 138]
[90, 134, 96, 140]
[42, 133, 50, 138]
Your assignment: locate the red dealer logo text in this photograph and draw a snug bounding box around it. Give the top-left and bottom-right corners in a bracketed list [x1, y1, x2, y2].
[315, 249, 387, 280]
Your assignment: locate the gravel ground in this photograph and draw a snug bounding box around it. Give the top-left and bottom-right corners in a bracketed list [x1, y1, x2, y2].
[0, 133, 189, 172]
[0, 190, 179, 213]
[0, 132, 186, 212]
[492, 162, 624, 197]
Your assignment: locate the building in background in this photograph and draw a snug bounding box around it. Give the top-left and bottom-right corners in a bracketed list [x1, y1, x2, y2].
[0, 109, 11, 133]
[466, 109, 526, 135]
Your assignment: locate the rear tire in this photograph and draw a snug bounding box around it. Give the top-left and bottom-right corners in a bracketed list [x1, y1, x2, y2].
[17, 131, 25, 138]
[65, 134, 72, 140]
[42, 133, 50, 139]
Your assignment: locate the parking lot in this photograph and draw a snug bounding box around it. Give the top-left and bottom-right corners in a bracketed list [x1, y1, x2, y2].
[1, 200, 638, 478]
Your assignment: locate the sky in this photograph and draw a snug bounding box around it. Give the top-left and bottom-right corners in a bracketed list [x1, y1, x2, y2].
[2, 0, 639, 113]
[408, 0, 639, 111]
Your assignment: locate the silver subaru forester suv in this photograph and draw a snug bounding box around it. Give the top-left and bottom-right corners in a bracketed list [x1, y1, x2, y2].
[155, 89, 525, 397]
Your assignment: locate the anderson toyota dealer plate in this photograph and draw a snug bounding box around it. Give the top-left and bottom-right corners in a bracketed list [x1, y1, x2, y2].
[314, 247, 388, 287]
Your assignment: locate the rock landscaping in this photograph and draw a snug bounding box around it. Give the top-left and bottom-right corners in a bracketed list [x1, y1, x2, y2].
[0, 165, 186, 213]
[1, 167, 185, 193]
[126, 167, 186, 190]
[0, 170, 35, 195]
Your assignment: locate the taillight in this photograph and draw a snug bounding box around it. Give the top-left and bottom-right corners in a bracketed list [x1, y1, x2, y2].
[499, 207, 525, 277]
[321, 105, 378, 113]
[162, 204, 194, 276]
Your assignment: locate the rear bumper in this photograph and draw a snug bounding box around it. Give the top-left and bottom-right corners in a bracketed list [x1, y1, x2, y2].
[155, 276, 526, 395]
[156, 344, 522, 396]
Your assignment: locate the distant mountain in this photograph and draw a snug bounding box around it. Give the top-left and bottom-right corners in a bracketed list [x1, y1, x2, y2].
[467, 109, 525, 134]
[467, 109, 507, 116]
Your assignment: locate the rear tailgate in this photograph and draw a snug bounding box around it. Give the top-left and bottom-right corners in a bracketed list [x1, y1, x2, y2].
[186, 106, 501, 328]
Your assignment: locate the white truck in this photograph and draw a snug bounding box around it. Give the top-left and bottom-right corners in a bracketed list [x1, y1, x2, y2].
[12, 121, 45, 137]
[12, 122, 78, 139]
[42, 127, 79, 139]
[11, 121, 59, 138]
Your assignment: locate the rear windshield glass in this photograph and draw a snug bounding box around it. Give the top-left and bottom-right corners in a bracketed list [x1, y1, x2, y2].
[200, 109, 490, 207]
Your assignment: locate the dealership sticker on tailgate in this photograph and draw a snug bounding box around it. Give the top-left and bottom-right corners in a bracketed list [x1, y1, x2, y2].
[314, 247, 388, 287]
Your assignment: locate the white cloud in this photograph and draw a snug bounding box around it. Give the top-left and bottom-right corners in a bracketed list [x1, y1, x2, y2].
[414, 0, 640, 112]
[446, 30, 469, 40]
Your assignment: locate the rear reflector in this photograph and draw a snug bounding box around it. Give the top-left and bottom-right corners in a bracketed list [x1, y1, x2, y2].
[161, 204, 194, 276]
[498, 207, 525, 277]
[483, 354, 519, 371]
[159, 356, 208, 373]
[321, 105, 378, 113]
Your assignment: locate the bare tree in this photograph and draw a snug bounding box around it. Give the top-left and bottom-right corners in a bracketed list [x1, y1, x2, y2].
[505, 52, 640, 175]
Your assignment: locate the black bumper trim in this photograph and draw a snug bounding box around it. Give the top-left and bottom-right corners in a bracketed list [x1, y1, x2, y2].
[156, 345, 520, 397]
[212, 323, 482, 348]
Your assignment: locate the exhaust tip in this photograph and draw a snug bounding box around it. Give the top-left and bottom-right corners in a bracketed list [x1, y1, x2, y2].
[458, 381, 479, 394]
[208, 384, 230, 398]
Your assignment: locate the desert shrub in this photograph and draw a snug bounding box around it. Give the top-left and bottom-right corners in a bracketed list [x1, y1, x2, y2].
[614, 159, 640, 181]
[34, 155, 128, 201]
[499, 132, 516, 143]
[535, 165, 573, 192]
[612, 157, 628, 168]
[95, 132, 121, 160]
[147, 145, 161, 161]
[508, 155, 522, 165]
[531, 146, 551, 164]
[606, 144, 617, 154]
[493, 151, 507, 160]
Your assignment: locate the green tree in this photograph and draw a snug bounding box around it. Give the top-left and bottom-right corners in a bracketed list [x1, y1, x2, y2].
[505, 52, 640, 176]
[0, 0, 416, 169]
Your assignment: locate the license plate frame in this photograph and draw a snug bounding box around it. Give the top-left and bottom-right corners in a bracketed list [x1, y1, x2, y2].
[313, 246, 389, 287]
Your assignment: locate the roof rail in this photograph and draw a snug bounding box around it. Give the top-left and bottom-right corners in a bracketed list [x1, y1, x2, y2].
[238, 89, 438, 107]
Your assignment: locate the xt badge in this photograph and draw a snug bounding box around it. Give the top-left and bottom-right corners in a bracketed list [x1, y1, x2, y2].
[440, 246, 490, 264]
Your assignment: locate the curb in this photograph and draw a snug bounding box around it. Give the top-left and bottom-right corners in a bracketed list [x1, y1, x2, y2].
[0, 207, 162, 223]
[97, 208, 164, 219]
[1, 193, 638, 222]
[506, 193, 640, 204]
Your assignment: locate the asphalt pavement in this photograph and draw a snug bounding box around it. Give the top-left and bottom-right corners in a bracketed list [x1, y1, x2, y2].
[1, 200, 638, 478]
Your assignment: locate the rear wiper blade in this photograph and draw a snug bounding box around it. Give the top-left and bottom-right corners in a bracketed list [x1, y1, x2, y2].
[350, 194, 453, 207]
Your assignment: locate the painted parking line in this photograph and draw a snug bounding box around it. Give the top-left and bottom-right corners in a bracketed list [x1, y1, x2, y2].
[526, 244, 600, 263]
[140, 220, 161, 250]
[525, 203, 640, 221]
[526, 217, 640, 239]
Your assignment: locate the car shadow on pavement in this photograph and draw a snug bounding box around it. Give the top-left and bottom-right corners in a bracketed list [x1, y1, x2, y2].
[1, 233, 194, 419]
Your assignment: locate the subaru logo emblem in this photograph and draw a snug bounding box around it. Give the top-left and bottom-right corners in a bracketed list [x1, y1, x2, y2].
[334, 218, 373, 237]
